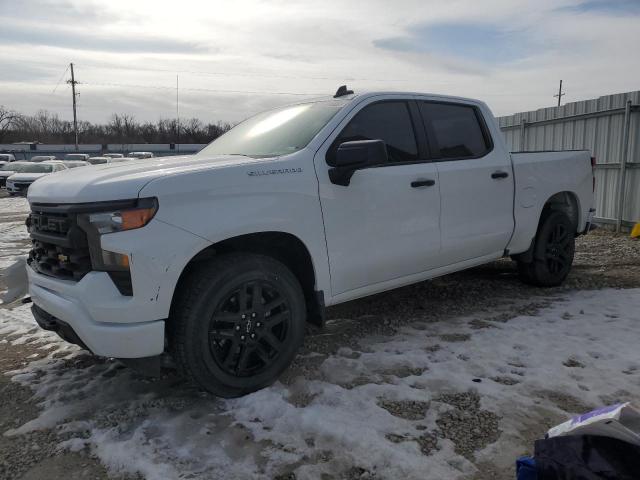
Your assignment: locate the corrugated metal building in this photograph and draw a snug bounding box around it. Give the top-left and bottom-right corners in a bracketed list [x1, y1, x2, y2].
[497, 91, 640, 229]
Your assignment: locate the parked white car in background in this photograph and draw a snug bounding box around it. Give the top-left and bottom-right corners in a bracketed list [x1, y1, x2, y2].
[26, 89, 595, 397]
[29, 155, 57, 162]
[128, 151, 154, 159]
[87, 157, 110, 165]
[63, 153, 91, 161]
[0, 153, 16, 164]
[6, 160, 68, 195]
[88, 156, 134, 165]
[109, 157, 134, 163]
[103, 153, 124, 159]
[63, 160, 90, 169]
[0, 161, 30, 188]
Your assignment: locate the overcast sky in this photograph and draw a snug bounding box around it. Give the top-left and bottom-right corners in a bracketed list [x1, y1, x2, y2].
[0, 0, 638, 125]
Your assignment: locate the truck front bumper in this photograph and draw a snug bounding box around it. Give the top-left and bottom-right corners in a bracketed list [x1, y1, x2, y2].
[6, 181, 32, 195]
[28, 261, 165, 358]
[25, 213, 210, 358]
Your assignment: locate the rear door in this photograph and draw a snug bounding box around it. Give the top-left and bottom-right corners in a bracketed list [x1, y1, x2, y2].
[417, 100, 514, 265]
[314, 97, 442, 297]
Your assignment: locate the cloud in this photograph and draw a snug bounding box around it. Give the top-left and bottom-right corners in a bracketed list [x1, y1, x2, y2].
[557, 0, 640, 14]
[0, 0, 107, 23]
[0, 23, 206, 54]
[375, 23, 533, 64]
[0, 0, 638, 124]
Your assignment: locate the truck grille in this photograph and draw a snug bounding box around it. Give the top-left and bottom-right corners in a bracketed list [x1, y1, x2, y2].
[27, 205, 92, 281]
[13, 182, 32, 192]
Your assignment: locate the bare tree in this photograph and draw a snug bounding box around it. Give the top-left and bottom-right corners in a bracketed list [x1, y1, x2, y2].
[0, 106, 20, 143]
[2, 109, 231, 144]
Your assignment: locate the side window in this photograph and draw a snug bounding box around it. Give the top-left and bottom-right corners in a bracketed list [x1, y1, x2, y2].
[420, 102, 491, 159]
[329, 101, 418, 164]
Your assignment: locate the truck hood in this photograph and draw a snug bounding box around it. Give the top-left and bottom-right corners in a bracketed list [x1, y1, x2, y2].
[27, 154, 266, 203]
[9, 172, 50, 182]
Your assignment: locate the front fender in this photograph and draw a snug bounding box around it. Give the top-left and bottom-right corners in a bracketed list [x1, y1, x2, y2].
[138, 156, 331, 303]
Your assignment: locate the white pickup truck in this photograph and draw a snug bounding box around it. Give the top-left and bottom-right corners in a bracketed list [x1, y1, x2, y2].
[25, 89, 595, 396]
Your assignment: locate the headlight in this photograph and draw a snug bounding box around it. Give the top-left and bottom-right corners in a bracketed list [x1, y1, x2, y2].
[81, 197, 158, 235]
[76, 198, 158, 295]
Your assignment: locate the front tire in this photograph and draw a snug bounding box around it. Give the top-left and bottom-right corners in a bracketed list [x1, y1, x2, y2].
[169, 253, 306, 397]
[517, 210, 576, 287]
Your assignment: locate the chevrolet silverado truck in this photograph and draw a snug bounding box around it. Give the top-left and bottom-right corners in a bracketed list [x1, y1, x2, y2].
[25, 88, 595, 397]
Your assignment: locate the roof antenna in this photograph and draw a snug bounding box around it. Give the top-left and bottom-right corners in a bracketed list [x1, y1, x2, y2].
[334, 85, 354, 98]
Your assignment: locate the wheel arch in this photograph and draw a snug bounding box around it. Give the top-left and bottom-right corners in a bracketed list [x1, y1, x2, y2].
[540, 191, 581, 232]
[513, 191, 581, 263]
[170, 231, 325, 327]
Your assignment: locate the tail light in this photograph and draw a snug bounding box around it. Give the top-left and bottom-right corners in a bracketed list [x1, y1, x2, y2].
[591, 156, 596, 192]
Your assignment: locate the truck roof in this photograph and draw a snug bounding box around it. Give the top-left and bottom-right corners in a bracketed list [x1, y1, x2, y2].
[300, 90, 486, 108]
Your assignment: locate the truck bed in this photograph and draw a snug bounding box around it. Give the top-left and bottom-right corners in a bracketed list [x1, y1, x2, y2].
[507, 150, 594, 255]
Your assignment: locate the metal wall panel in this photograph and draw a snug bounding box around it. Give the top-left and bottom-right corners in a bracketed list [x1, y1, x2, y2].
[498, 91, 640, 227]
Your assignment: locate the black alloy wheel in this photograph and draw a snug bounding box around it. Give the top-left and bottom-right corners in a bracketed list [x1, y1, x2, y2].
[544, 222, 572, 275]
[517, 210, 576, 287]
[169, 253, 306, 397]
[209, 279, 291, 377]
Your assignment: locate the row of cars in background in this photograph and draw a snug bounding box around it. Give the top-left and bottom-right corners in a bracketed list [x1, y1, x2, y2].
[0, 151, 155, 196]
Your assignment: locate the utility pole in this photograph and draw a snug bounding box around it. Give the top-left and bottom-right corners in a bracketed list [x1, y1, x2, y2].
[67, 63, 79, 151]
[176, 74, 180, 152]
[554, 79, 565, 107]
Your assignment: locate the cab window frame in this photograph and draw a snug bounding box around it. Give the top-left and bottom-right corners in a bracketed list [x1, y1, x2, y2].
[418, 100, 494, 162]
[325, 99, 432, 167]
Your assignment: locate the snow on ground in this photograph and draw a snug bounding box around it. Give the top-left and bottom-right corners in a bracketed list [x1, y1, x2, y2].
[0, 196, 30, 270]
[2, 288, 640, 479]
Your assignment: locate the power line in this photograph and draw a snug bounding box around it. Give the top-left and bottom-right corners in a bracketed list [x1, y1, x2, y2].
[75, 62, 435, 84]
[52, 64, 69, 94]
[82, 81, 326, 97]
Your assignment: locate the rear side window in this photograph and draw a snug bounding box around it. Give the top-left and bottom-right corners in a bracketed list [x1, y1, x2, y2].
[329, 101, 418, 164]
[420, 102, 491, 159]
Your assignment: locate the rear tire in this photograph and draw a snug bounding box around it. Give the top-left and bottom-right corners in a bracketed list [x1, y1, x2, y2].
[169, 253, 306, 397]
[517, 211, 575, 287]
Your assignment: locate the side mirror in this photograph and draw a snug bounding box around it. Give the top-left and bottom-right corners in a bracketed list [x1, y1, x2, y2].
[329, 139, 388, 186]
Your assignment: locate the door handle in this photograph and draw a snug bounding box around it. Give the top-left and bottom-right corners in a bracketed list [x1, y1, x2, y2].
[491, 171, 509, 179]
[411, 179, 436, 188]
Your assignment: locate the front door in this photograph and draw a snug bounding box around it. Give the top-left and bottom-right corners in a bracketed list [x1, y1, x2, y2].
[314, 98, 442, 297]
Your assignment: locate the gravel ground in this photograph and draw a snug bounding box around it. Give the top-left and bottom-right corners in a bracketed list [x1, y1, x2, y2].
[1, 191, 639, 479]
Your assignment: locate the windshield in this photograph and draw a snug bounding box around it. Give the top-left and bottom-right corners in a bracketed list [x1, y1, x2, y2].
[64, 154, 85, 160]
[19, 164, 53, 173]
[88, 158, 108, 164]
[197, 101, 345, 158]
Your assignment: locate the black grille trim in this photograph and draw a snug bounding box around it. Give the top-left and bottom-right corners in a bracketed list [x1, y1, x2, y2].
[28, 199, 141, 293]
[27, 204, 93, 281]
[108, 271, 133, 296]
